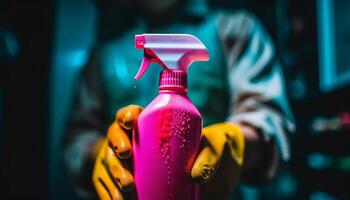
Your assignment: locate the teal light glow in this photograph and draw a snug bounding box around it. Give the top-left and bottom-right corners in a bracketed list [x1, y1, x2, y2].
[317, 0, 335, 92]
[279, 174, 297, 197]
[308, 153, 332, 169]
[310, 191, 337, 200]
[317, 0, 350, 91]
[49, 0, 97, 199]
[55, 49, 89, 68]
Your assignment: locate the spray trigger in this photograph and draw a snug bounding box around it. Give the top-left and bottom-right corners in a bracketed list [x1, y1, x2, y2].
[134, 34, 209, 80]
[134, 56, 151, 80]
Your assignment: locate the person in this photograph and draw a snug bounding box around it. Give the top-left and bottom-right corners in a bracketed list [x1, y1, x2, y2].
[64, 0, 295, 199]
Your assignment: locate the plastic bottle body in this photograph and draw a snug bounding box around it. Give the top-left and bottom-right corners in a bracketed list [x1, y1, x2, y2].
[133, 90, 202, 200]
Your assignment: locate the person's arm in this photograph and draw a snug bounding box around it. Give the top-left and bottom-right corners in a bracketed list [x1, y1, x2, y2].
[63, 48, 109, 195]
[216, 11, 295, 185]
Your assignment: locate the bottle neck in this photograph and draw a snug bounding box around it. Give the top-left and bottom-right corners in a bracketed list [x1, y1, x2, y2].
[159, 70, 187, 93]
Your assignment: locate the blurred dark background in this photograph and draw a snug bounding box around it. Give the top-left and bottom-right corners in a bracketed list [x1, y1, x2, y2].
[1, 0, 350, 199]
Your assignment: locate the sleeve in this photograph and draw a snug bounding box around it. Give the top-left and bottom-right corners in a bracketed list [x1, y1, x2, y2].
[63, 48, 109, 195]
[216, 11, 295, 184]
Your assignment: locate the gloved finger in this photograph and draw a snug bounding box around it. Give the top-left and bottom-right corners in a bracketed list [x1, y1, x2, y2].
[217, 122, 245, 166]
[105, 144, 134, 192]
[191, 126, 227, 183]
[191, 142, 221, 183]
[201, 151, 241, 200]
[202, 123, 245, 166]
[94, 179, 113, 200]
[107, 122, 132, 159]
[116, 105, 143, 130]
[93, 156, 124, 200]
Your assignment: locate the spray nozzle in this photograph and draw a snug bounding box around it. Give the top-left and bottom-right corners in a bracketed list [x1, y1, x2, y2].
[134, 34, 209, 80]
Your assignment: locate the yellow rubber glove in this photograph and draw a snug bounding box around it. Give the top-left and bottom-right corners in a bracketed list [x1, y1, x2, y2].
[191, 122, 245, 200]
[93, 105, 245, 200]
[92, 105, 143, 200]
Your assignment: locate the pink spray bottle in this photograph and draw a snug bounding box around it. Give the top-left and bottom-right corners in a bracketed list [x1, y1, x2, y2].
[132, 34, 209, 200]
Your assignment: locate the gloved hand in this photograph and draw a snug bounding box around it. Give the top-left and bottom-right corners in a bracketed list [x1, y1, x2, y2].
[191, 122, 245, 200]
[92, 105, 143, 200]
[93, 105, 245, 200]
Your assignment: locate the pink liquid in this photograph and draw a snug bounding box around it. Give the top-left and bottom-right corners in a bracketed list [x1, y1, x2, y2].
[133, 89, 202, 200]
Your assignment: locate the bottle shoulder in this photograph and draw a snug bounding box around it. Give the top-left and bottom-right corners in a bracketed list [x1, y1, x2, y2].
[141, 92, 202, 118]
